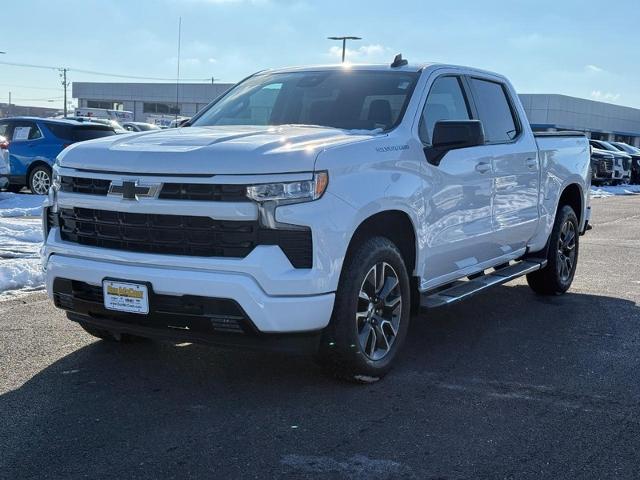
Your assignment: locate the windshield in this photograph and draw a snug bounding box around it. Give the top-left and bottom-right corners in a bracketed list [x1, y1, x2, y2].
[192, 70, 419, 132]
[592, 141, 618, 152]
[612, 142, 640, 154]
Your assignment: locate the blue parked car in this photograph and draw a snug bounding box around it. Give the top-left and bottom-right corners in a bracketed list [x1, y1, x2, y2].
[0, 117, 117, 194]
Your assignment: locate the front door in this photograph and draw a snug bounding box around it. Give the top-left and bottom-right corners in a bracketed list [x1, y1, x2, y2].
[419, 75, 496, 288]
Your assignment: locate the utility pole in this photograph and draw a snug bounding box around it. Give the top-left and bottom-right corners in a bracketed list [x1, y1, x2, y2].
[8, 91, 11, 116]
[59, 67, 70, 117]
[328, 36, 362, 63]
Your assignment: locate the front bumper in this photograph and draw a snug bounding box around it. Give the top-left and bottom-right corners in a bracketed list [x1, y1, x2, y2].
[45, 254, 335, 334]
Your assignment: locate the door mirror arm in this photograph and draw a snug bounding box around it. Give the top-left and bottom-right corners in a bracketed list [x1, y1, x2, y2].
[423, 120, 485, 166]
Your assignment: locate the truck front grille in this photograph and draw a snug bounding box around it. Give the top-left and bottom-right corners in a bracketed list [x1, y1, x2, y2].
[597, 159, 613, 174]
[60, 176, 250, 202]
[60, 176, 111, 195]
[57, 207, 312, 268]
[159, 183, 249, 202]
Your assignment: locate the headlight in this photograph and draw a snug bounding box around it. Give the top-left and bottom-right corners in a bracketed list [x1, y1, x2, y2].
[52, 168, 61, 190]
[246, 171, 328, 203]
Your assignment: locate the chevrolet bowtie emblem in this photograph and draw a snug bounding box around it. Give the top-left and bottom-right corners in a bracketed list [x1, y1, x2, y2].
[108, 180, 159, 200]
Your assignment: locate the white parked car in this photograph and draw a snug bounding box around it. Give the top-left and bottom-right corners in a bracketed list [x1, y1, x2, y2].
[42, 58, 591, 381]
[0, 135, 10, 190]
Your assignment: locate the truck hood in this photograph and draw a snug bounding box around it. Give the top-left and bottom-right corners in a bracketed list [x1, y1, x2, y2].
[58, 125, 377, 175]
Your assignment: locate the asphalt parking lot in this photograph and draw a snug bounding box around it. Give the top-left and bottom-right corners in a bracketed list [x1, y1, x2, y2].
[1, 196, 639, 480]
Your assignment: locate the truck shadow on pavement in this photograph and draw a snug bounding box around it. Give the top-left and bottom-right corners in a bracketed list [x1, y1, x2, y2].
[2, 285, 639, 479]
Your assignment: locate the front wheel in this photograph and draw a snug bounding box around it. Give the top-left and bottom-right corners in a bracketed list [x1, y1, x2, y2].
[316, 237, 411, 382]
[527, 205, 579, 295]
[28, 165, 52, 195]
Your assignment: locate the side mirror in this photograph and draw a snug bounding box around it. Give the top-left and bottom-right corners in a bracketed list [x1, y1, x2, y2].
[425, 120, 485, 165]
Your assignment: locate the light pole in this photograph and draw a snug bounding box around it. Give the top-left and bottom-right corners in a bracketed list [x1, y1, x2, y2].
[327, 36, 361, 63]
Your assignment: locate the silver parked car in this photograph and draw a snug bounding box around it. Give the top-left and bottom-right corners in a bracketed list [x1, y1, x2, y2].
[122, 122, 161, 132]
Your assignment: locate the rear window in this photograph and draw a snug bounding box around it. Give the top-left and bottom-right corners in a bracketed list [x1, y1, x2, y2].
[469, 78, 519, 143]
[45, 123, 116, 142]
[73, 126, 117, 141]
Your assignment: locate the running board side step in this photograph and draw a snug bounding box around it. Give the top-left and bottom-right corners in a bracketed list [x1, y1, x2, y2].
[420, 259, 547, 309]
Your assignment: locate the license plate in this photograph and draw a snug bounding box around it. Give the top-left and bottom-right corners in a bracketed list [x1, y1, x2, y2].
[103, 280, 149, 314]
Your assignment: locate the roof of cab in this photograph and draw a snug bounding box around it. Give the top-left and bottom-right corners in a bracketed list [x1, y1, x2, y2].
[265, 63, 434, 74]
[260, 62, 506, 80]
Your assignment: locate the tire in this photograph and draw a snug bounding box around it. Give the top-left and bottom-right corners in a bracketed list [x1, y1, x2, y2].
[316, 236, 411, 382]
[527, 205, 579, 295]
[28, 165, 52, 195]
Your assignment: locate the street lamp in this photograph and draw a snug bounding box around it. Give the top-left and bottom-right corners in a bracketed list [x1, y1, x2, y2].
[327, 36, 361, 63]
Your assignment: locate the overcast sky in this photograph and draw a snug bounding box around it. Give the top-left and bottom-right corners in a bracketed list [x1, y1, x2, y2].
[1, 0, 639, 110]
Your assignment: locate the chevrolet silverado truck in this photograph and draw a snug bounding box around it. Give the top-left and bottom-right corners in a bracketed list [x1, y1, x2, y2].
[42, 57, 591, 381]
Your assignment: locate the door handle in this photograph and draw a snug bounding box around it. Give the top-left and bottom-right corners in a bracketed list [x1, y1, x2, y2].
[525, 157, 538, 169]
[475, 162, 491, 174]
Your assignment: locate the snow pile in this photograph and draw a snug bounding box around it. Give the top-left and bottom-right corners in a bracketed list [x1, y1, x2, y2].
[0, 194, 46, 295]
[590, 185, 640, 198]
[0, 192, 46, 217]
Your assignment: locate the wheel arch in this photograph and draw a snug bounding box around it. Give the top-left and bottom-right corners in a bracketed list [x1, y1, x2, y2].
[26, 160, 53, 182]
[346, 210, 418, 277]
[557, 182, 583, 225]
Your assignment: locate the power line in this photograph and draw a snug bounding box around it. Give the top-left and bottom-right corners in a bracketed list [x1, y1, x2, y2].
[0, 60, 213, 82]
[9, 96, 63, 101]
[0, 83, 61, 91]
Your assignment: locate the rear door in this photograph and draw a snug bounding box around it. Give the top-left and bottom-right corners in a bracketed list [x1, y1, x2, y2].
[467, 76, 540, 256]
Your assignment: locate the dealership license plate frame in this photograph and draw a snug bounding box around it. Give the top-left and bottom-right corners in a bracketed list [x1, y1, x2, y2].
[103, 279, 150, 315]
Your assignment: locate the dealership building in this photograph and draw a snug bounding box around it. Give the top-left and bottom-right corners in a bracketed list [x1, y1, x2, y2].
[519, 94, 640, 147]
[72, 82, 640, 146]
[72, 82, 234, 124]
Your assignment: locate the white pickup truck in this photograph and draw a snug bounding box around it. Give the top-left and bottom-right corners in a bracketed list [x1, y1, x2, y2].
[43, 57, 591, 381]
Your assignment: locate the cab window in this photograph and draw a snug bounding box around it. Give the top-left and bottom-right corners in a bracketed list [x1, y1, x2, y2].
[468, 78, 519, 143]
[419, 76, 471, 145]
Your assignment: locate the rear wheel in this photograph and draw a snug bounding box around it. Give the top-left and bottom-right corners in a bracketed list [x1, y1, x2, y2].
[28, 165, 52, 195]
[527, 205, 579, 295]
[316, 237, 411, 382]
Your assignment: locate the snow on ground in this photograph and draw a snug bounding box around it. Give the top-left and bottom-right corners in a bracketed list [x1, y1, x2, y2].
[590, 184, 640, 198]
[0, 192, 45, 218]
[0, 193, 46, 296]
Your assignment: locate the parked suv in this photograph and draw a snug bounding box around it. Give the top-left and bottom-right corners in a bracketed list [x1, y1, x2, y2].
[589, 139, 632, 185]
[0, 117, 117, 194]
[43, 60, 591, 381]
[608, 141, 640, 184]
